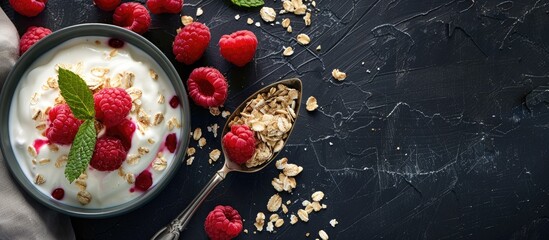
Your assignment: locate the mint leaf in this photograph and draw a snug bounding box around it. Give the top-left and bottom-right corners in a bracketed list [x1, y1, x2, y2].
[64, 120, 96, 183]
[231, 0, 264, 8]
[57, 68, 95, 120]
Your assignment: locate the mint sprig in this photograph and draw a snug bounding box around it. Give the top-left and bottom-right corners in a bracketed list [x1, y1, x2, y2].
[57, 68, 97, 183]
[65, 120, 96, 183]
[58, 68, 95, 119]
[231, 0, 264, 8]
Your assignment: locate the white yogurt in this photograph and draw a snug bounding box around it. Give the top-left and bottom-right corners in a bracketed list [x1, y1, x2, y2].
[9, 37, 183, 208]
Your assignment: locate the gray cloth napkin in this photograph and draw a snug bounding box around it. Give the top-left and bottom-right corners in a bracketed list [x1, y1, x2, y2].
[0, 7, 75, 240]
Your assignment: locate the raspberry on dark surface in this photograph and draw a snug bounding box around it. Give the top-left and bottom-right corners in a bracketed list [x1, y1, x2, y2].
[106, 119, 136, 151]
[9, 0, 47, 17]
[146, 0, 183, 14]
[19, 26, 52, 55]
[94, 87, 132, 127]
[113, 2, 151, 34]
[219, 30, 258, 67]
[222, 125, 256, 164]
[135, 170, 152, 191]
[51, 188, 64, 200]
[108, 38, 125, 48]
[93, 0, 120, 11]
[90, 137, 127, 171]
[187, 67, 228, 108]
[46, 104, 83, 145]
[204, 205, 243, 240]
[169, 96, 180, 108]
[172, 22, 211, 65]
[165, 133, 177, 153]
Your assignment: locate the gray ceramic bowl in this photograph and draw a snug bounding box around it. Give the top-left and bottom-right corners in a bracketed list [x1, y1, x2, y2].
[0, 23, 190, 218]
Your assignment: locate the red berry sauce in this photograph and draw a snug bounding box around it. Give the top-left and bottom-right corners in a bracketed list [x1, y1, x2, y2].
[134, 170, 153, 192]
[32, 139, 49, 155]
[169, 96, 180, 108]
[51, 188, 65, 200]
[165, 133, 177, 153]
[108, 38, 125, 48]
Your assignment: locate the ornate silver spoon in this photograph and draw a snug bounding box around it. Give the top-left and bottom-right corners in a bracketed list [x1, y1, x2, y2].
[151, 78, 302, 240]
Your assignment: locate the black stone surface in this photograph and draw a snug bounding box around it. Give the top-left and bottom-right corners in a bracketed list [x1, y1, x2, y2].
[2, 0, 549, 239]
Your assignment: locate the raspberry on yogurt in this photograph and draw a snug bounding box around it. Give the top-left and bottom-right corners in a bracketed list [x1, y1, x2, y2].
[8, 37, 182, 208]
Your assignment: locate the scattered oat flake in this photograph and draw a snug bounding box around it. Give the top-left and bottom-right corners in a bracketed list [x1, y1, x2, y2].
[282, 204, 288, 214]
[275, 157, 288, 169]
[267, 193, 282, 212]
[275, 218, 284, 228]
[311, 191, 325, 202]
[287, 25, 293, 33]
[198, 137, 207, 148]
[283, 46, 294, 56]
[181, 16, 193, 25]
[247, 18, 254, 25]
[283, 163, 303, 176]
[269, 213, 279, 222]
[254, 212, 265, 231]
[297, 209, 309, 222]
[290, 214, 298, 224]
[196, 7, 203, 17]
[319, 230, 329, 240]
[209, 107, 220, 116]
[260, 7, 277, 22]
[266, 221, 274, 232]
[306, 96, 318, 111]
[316, 45, 321, 51]
[303, 12, 311, 26]
[329, 219, 339, 227]
[297, 33, 311, 45]
[221, 110, 231, 118]
[209, 149, 221, 162]
[235, 14, 240, 20]
[243, 229, 248, 234]
[186, 156, 195, 165]
[332, 69, 347, 81]
[281, 18, 290, 28]
[255, 22, 261, 27]
[207, 123, 219, 138]
[192, 128, 202, 140]
[187, 147, 196, 156]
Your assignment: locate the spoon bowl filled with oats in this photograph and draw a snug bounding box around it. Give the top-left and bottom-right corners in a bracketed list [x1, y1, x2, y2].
[152, 78, 302, 240]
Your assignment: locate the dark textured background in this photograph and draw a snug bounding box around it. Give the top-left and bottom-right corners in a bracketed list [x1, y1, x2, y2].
[2, 0, 549, 239]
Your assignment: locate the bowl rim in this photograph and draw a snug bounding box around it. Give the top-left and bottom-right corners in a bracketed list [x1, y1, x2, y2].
[0, 23, 191, 218]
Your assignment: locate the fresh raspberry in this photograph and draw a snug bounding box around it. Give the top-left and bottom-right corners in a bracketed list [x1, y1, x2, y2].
[135, 170, 152, 191]
[93, 0, 121, 11]
[106, 119, 135, 151]
[93, 87, 132, 127]
[219, 30, 258, 67]
[204, 205, 243, 240]
[113, 2, 151, 34]
[173, 22, 211, 65]
[146, 0, 183, 14]
[222, 125, 255, 164]
[90, 137, 127, 171]
[19, 26, 52, 55]
[9, 0, 47, 17]
[187, 67, 228, 108]
[46, 104, 83, 145]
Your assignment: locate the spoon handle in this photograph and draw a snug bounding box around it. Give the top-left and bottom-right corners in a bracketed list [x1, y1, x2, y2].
[151, 170, 227, 240]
